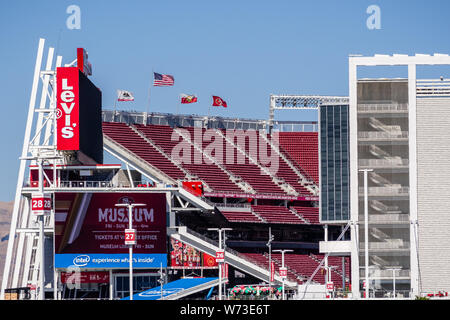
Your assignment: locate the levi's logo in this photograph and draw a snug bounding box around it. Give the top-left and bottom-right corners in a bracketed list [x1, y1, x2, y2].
[56, 67, 79, 151]
[60, 78, 76, 139]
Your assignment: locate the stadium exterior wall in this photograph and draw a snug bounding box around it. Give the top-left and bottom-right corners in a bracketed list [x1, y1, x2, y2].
[416, 97, 450, 293]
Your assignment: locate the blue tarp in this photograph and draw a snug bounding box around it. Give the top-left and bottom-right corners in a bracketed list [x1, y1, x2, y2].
[122, 277, 218, 300]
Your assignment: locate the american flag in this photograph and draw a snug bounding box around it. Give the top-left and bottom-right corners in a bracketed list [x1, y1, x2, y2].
[153, 72, 174, 86]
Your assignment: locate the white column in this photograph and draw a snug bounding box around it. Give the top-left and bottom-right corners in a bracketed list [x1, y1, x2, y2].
[393, 270, 396, 298]
[348, 57, 360, 299]
[408, 63, 419, 297]
[362, 169, 372, 299]
[109, 270, 113, 300]
[38, 159, 45, 300]
[218, 230, 222, 300]
[281, 252, 285, 300]
[324, 224, 329, 285]
[128, 204, 133, 301]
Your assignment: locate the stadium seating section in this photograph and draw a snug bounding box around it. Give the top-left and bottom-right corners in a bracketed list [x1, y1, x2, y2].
[102, 121, 347, 286]
[103, 122, 321, 226]
[103, 122, 318, 196]
[279, 132, 319, 184]
[242, 253, 350, 287]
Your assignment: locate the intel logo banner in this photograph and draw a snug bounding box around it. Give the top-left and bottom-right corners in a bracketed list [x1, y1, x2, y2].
[55, 253, 167, 269]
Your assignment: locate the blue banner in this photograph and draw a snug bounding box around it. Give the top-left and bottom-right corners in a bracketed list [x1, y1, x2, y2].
[122, 277, 219, 300]
[55, 253, 167, 269]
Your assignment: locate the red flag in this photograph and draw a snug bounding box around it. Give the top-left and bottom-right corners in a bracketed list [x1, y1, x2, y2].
[212, 95, 227, 108]
[181, 94, 198, 104]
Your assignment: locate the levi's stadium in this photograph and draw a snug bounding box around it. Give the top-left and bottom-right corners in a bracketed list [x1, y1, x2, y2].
[3, 38, 450, 301]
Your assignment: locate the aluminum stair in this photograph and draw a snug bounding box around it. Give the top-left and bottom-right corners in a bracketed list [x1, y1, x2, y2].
[168, 226, 297, 288]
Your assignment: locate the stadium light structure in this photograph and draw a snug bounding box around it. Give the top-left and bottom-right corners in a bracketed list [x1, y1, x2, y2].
[268, 94, 348, 133]
[273, 249, 293, 300]
[359, 168, 373, 299]
[207, 227, 232, 300]
[115, 202, 146, 301]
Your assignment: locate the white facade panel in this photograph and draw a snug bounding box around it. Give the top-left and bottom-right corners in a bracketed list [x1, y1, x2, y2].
[319, 240, 351, 256]
[416, 97, 450, 293]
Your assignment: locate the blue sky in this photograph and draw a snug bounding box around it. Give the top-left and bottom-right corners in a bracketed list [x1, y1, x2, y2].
[0, 0, 450, 201]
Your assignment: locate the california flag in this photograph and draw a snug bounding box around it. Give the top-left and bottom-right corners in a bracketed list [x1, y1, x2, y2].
[117, 90, 134, 101]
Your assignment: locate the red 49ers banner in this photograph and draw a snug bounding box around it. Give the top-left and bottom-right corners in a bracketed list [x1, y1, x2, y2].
[212, 95, 227, 108]
[170, 238, 218, 268]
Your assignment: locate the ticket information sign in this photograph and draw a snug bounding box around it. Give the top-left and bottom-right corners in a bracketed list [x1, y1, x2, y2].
[54, 192, 167, 268]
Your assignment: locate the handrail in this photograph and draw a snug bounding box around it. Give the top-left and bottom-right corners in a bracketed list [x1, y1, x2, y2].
[357, 103, 408, 112]
[203, 190, 314, 198]
[26, 180, 171, 189]
[358, 186, 409, 195]
[358, 131, 409, 139]
[359, 159, 409, 167]
[216, 203, 251, 209]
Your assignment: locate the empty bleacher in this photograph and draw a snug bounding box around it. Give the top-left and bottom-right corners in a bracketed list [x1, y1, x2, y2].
[251, 205, 304, 225]
[290, 206, 320, 224]
[241, 252, 349, 287]
[135, 124, 243, 193]
[102, 122, 186, 181]
[219, 210, 264, 223]
[217, 128, 287, 195]
[240, 253, 301, 284]
[279, 132, 319, 184]
[262, 132, 312, 195]
[103, 122, 319, 198]
[217, 205, 319, 226]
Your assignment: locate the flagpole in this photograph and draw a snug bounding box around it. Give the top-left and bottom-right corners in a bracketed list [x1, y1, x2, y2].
[114, 90, 117, 121]
[208, 99, 211, 129]
[146, 69, 154, 124]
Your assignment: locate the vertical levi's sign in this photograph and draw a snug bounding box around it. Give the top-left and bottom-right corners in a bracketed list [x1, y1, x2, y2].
[56, 67, 80, 150]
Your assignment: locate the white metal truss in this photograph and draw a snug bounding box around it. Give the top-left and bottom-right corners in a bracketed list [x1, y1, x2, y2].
[271, 94, 349, 109]
[268, 94, 349, 132]
[1, 38, 63, 300]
